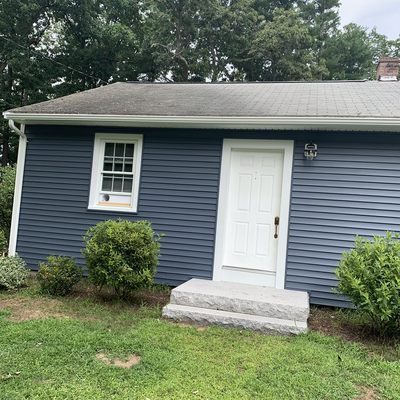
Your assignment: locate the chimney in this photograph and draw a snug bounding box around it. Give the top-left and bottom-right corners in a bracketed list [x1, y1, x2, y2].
[376, 57, 400, 81]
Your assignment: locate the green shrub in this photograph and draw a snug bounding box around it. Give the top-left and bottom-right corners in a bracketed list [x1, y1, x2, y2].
[0, 165, 16, 245]
[0, 255, 28, 290]
[336, 232, 400, 333]
[83, 219, 161, 297]
[37, 256, 82, 296]
[0, 230, 7, 255]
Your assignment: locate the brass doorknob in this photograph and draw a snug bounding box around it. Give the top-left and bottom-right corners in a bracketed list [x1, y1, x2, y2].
[274, 217, 280, 239]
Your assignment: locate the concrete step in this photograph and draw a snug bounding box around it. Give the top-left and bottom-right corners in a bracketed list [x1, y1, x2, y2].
[162, 304, 308, 335]
[170, 279, 309, 322]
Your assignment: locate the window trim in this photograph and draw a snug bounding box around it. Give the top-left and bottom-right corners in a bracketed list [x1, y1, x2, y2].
[88, 133, 143, 213]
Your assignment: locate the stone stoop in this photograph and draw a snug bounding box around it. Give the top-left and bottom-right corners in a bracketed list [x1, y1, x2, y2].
[162, 279, 309, 335]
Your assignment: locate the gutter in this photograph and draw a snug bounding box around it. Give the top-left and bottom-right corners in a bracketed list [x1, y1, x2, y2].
[3, 112, 400, 132]
[7, 120, 27, 256]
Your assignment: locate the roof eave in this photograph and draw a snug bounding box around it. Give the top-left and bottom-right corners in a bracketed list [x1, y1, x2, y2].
[3, 112, 400, 132]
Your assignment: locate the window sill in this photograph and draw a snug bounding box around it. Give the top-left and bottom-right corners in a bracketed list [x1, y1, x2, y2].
[87, 205, 138, 214]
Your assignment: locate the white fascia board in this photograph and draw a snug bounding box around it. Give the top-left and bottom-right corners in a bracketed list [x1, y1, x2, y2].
[3, 112, 400, 132]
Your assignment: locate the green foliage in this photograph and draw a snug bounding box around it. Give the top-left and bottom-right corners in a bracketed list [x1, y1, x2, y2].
[336, 232, 400, 333]
[0, 165, 16, 247]
[250, 8, 315, 81]
[83, 219, 160, 297]
[0, 0, 56, 165]
[37, 256, 82, 296]
[0, 230, 7, 255]
[0, 255, 28, 290]
[324, 23, 373, 80]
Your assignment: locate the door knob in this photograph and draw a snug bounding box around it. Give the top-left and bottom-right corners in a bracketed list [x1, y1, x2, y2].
[274, 217, 280, 239]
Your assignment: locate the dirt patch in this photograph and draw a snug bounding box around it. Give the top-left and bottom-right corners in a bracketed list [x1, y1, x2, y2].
[96, 352, 141, 368]
[175, 322, 208, 332]
[355, 386, 379, 400]
[309, 307, 400, 360]
[70, 281, 170, 308]
[310, 307, 383, 344]
[0, 297, 68, 322]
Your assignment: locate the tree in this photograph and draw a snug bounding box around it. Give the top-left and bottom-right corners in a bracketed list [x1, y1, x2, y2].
[324, 23, 373, 80]
[52, 0, 142, 95]
[142, 0, 213, 82]
[247, 8, 315, 80]
[0, 0, 56, 165]
[300, 0, 340, 79]
[221, 0, 266, 81]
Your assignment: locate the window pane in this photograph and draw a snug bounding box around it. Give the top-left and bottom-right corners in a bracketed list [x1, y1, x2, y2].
[105, 143, 114, 156]
[115, 143, 124, 157]
[114, 158, 123, 172]
[123, 177, 133, 192]
[102, 175, 113, 191]
[103, 159, 113, 171]
[124, 161, 133, 172]
[113, 177, 123, 192]
[125, 144, 134, 158]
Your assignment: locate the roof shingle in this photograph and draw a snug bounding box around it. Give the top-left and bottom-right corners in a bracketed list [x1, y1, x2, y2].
[8, 81, 400, 119]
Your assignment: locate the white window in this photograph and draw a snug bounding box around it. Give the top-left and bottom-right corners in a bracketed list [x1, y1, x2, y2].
[89, 133, 143, 212]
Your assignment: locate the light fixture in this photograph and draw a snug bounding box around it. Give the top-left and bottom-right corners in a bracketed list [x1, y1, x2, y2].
[304, 142, 318, 161]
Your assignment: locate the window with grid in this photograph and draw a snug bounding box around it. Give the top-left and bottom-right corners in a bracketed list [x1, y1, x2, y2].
[89, 134, 143, 212]
[101, 142, 134, 194]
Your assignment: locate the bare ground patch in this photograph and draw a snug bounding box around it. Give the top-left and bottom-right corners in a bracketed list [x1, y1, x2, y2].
[175, 321, 208, 332]
[96, 352, 141, 368]
[69, 280, 170, 308]
[354, 386, 379, 400]
[0, 297, 68, 322]
[0, 296, 99, 322]
[309, 307, 400, 360]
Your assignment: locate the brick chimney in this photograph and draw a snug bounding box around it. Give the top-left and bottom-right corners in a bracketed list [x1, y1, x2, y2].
[376, 57, 400, 81]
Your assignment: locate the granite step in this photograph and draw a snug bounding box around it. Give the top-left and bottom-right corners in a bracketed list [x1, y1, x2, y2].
[169, 279, 309, 322]
[162, 303, 308, 335]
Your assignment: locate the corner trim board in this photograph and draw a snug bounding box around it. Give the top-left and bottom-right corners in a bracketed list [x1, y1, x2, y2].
[8, 123, 27, 256]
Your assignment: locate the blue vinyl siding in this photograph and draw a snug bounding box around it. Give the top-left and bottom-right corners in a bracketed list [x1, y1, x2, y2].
[286, 139, 400, 307]
[16, 127, 400, 307]
[18, 126, 222, 285]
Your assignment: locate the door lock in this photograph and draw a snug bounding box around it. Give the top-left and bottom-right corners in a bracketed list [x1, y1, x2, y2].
[274, 217, 280, 239]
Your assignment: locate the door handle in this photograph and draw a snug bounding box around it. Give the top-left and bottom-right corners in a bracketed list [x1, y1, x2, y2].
[274, 217, 280, 239]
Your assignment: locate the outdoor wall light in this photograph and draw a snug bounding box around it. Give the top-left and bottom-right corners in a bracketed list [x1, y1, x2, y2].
[304, 142, 318, 160]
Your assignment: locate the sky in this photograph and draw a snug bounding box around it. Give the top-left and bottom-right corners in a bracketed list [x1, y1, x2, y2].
[339, 0, 400, 39]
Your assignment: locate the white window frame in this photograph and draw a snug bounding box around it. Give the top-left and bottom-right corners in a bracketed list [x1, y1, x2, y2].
[88, 133, 143, 213]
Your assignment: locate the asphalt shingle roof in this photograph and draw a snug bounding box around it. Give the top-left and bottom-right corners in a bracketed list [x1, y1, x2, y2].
[8, 81, 400, 119]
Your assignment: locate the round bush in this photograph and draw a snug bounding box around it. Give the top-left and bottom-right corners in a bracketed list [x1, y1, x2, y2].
[37, 256, 82, 296]
[0, 255, 29, 290]
[82, 219, 161, 297]
[336, 232, 400, 333]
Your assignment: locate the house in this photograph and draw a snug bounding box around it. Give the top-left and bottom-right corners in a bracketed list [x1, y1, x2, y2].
[4, 63, 400, 332]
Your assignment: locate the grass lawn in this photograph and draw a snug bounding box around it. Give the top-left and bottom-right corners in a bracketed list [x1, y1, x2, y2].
[0, 279, 399, 400]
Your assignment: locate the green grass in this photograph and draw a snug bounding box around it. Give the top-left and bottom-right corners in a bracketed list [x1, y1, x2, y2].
[0, 284, 399, 400]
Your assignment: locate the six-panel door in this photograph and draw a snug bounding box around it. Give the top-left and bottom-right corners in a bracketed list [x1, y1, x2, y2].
[221, 149, 284, 285]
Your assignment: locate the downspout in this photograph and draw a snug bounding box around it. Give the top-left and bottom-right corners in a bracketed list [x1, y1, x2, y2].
[7, 120, 27, 256]
[9, 120, 26, 140]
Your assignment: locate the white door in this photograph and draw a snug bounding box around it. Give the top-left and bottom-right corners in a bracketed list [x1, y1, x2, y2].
[213, 140, 293, 288]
